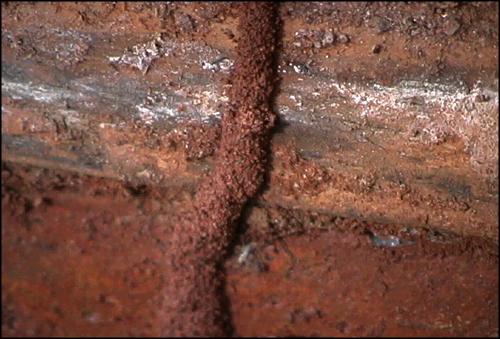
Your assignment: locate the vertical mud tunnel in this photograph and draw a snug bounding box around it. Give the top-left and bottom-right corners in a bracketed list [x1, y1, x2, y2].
[155, 2, 279, 336]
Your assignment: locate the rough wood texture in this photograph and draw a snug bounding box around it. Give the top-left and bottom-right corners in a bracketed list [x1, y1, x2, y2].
[2, 2, 498, 240]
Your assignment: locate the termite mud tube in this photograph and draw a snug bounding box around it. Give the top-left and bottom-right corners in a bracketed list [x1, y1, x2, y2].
[157, 2, 279, 336]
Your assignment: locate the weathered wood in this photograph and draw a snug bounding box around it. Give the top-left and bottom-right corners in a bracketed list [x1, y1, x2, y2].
[1, 2, 498, 240]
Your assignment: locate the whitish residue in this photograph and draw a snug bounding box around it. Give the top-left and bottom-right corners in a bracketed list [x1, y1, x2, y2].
[237, 243, 256, 265]
[47, 28, 92, 67]
[368, 232, 415, 248]
[108, 33, 166, 74]
[201, 57, 234, 73]
[287, 75, 498, 177]
[135, 104, 179, 125]
[1, 80, 91, 130]
[1, 79, 85, 104]
[329, 79, 496, 122]
[1, 76, 229, 126]
[135, 84, 229, 125]
[333, 79, 498, 175]
[108, 33, 232, 74]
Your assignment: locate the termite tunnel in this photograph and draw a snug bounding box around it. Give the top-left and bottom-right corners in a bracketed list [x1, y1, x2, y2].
[155, 2, 280, 336]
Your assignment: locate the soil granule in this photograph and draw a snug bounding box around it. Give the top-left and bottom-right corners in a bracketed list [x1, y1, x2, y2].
[154, 3, 279, 336]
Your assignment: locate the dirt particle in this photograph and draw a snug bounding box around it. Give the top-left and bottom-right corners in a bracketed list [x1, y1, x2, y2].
[475, 93, 490, 102]
[443, 18, 461, 36]
[336, 321, 350, 334]
[167, 123, 221, 160]
[337, 33, 350, 44]
[174, 12, 197, 34]
[375, 17, 392, 33]
[288, 307, 322, 324]
[372, 44, 383, 54]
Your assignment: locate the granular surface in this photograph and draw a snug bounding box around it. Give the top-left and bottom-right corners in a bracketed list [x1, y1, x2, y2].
[2, 162, 497, 337]
[1, 2, 498, 338]
[155, 3, 279, 336]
